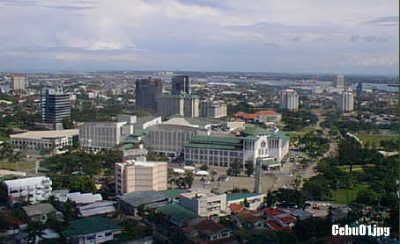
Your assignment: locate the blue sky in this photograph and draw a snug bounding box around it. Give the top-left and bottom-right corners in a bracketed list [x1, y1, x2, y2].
[0, 0, 398, 75]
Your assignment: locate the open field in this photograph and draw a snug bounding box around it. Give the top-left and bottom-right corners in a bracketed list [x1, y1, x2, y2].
[0, 161, 36, 173]
[355, 132, 397, 145]
[337, 164, 375, 173]
[333, 184, 369, 204]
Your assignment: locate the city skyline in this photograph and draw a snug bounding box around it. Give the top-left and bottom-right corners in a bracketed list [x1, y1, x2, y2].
[0, 0, 398, 75]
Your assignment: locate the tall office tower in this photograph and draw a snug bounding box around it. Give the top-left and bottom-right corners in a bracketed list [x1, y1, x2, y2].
[135, 78, 163, 112]
[115, 160, 168, 194]
[41, 87, 71, 129]
[171, 75, 191, 95]
[335, 74, 345, 90]
[356, 82, 363, 97]
[10, 75, 26, 95]
[280, 89, 299, 111]
[338, 90, 354, 112]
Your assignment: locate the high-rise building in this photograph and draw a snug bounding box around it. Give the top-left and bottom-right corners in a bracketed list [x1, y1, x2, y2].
[135, 78, 163, 112]
[171, 75, 191, 95]
[200, 100, 227, 118]
[157, 94, 199, 118]
[356, 82, 363, 97]
[280, 89, 299, 111]
[115, 160, 167, 195]
[41, 87, 71, 129]
[335, 74, 345, 90]
[10, 75, 26, 95]
[338, 90, 354, 112]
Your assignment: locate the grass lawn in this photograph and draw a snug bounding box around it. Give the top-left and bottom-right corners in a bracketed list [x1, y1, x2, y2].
[355, 132, 397, 145]
[333, 184, 369, 204]
[0, 161, 36, 173]
[337, 164, 375, 173]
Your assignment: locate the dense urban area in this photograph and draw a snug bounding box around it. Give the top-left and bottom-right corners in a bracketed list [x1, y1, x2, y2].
[0, 71, 398, 243]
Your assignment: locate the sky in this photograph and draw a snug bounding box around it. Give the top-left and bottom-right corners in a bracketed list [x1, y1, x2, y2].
[0, 0, 398, 75]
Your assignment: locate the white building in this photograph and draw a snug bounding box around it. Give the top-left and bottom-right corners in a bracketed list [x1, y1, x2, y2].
[3, 176, 52, 204]
[200, 100, 227, 118]
[338, 90, 354, 112]
[157, 94, 199, 118]
[79, 122, 128, 151]
[184, 130, 289, 169]
[10, 129, 79, 152]
[10, 75, 26, 94]
[335, 74, 345, 90]
[280, 89, 299, 111]
[143, 117, 209, 155]
[180, 190, 228, 217]
[115, 160, 168, 195]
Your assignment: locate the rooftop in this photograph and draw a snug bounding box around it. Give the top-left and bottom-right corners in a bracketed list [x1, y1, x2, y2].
[162, 189, 188, 199]
[118, 191, 167, 208]
[9, 129, 79, 139]
[4, 176, 51, 188]
[185, 135, 243, 150]
[63, 216, 121, 237]
[227, 193, 261, 202]
[157, 203, 198, 222]
[23, 203, 56, 217]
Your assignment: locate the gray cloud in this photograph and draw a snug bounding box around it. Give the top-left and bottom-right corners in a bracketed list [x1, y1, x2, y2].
[364, 16, 399, 26]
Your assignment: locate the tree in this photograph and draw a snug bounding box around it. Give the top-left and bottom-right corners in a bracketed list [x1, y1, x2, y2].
[184, 172, 194, 189]
[210, 170, 218, 182]
[228, 159, 242, 176]
[199, 164, 209, 171]
[62, 118, 74, 129]
[243, 198, 250, 208]
[245, 161, 254, 177]
[27, 221, 45, 243]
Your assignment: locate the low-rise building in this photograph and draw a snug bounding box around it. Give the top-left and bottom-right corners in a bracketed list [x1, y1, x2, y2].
[9, 129, 79, 152]
[3, 176, 52, 204]
[118, 191, 169, 216]
[63, 216, 121, 244]
[143, 117, 209, 155]
[115, 160, 168, 195]
[227, 193, 266, 211]
[184, 128, 289, 169]
[179, 190, 227, 217]
[79, 122, 128, 151]
[22, 203, 62, 223]
[183, 219, 233, 243]
[235, 110, 281, 123]
[78, 201, 116, 217]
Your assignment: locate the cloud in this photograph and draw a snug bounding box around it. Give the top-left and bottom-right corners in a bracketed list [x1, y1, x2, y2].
[364, 16, 399, 26]
[0, 0, 398, 74]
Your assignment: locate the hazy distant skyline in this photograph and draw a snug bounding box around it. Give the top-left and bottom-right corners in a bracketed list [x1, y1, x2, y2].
[0, 0, 398, 75]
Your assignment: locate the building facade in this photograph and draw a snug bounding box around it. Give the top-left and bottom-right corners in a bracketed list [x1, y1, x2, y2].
[135, 78, 163, 112]
[157, 94, 199, 118]
[335, 74, 345, 90]
[184, 132, 289, 168]
[171, 75, 191, 95]
[179, 190, 227, 217]
[115, 160, 167, 195]
[10, 75, 26, 95]
[338, 90, 354, 112]
[3, 176, 52, 204]
[79, 122, 128, 151]
[200, 100, 227, 118]
[280, 89, 299, 111]
[41, 87, 71, 129]
[143, 122, 208, 155]
[10, 129, 79, 151]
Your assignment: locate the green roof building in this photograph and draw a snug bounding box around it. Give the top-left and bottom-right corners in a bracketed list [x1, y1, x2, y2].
[63, 216, 121, 243]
